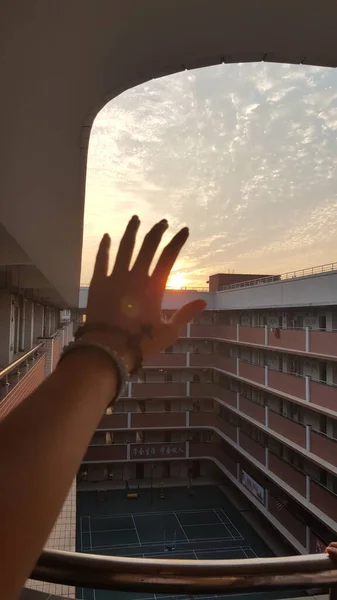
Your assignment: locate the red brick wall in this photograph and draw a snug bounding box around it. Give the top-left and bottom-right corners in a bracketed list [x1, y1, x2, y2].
[0, 354, 46, 421]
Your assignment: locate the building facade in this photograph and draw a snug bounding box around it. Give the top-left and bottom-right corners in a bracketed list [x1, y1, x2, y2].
[79, 265, 337, 556]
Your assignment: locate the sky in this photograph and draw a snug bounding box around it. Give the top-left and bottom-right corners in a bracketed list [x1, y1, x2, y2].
[81, 62, 337, 288]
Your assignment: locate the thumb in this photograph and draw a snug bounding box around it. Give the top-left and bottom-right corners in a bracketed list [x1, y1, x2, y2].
[171, 299, 207, 328]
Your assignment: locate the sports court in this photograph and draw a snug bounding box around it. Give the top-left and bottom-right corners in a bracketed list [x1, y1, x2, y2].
[76, 485, 303, 600]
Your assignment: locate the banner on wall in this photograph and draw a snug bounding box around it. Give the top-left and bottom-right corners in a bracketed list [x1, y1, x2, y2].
[241, 470, 265, 504]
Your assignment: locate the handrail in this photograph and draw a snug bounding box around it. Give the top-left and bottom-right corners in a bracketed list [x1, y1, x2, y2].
[32, 549, 337, 593]
[0, 342, 44, 382]
[220, 261, 337, 292]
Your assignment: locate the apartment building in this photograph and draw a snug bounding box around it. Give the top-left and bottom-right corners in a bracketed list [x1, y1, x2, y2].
[79, 264, 337, 557]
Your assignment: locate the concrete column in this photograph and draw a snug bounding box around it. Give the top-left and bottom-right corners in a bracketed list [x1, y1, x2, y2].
[265, 405, 269, 427]
[237, 391, 240, 410]
[127, 412, 131, 428]
[186, 380, 190, 396]
[0, 292, 12, 367]
[24, 300, 34, 350]
[186, 440, 190, 457]
[306, 475, 311, 501]
[236, 323, 240, 342]
[306, 425, 311, 452]
[19, 297, 26, 351]
[186, 410, 190, 427]
[264, 365, 269, 387]
[186, 351, 190, 367]
[305, 376, 310, 402]
[265, 488, 269, 510]
[265, 446, 269, 469]
[34, 304, 44, 341]
[236, 357, 240, 376]
[236, 462, 240, 480]
[305, 327, 310, 353]
[264, 325, 268, 346]
[236, 426, 240, 445]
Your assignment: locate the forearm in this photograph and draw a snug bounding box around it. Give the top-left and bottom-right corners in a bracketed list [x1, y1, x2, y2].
[0, 349, 116, 599]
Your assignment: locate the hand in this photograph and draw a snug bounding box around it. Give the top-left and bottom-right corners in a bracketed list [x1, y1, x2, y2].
[326, 542, 337, 560]
[84, 216, 207, 371]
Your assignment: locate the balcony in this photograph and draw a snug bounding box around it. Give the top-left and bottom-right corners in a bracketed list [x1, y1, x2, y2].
[239, 326, 265, 345]
[190, 381, 219, 397]
[98, 413, 128, 429]
[268, 370, 306, 400]
[144, 353, 186, 367]
[268, 410, 307, 448]
[311, 330, 337, 356]
[310, 429, 337, 468]
[239, 431, 265, 464]
[0, 345, 46, 421]
[238, 361, 265, 384]
[84, 444, 127, 461]
[268, 452, 306, 497]
[190, 323, 236, 340]
[310, 380, 337, 410]
[131, 411, 186, 428]
[186, 322, 337, 360]
[132, 382, 186, 397]
[239, 396, 265, 423]
[189, 412, 217, 428]
[310, 479, 337, 522]
[267, 329, 306, 352]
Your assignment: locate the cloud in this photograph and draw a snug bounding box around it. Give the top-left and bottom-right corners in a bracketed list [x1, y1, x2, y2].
[82, 62, 337, 285]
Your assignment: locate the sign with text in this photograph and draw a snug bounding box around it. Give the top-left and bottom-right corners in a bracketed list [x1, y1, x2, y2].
[130, 443, 185, 459]
[241, 469, 265, 504]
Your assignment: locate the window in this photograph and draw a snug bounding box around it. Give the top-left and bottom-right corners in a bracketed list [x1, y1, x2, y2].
[165, 371, 173, 382]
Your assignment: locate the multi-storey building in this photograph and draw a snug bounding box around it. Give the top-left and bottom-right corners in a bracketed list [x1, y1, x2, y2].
[79, 263, 337, 557]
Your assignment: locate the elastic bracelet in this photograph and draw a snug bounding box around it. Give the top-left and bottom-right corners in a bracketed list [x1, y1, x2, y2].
[58, 340, 129, 402]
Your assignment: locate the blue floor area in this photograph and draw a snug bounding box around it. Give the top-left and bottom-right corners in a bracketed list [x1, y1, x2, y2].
[76, 485, 306, 600]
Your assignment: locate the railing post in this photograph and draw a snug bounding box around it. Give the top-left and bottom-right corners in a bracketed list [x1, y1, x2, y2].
[265, 365, 269, 387]
[186, 440, 190, 458]
[305, 376, 310, 402]
[265, 447, 269, 469]
[264, 325, 268, 346]
[237, 392, 240, 411]
[186, 410, 190, 427]
[265, 405, 269, 428]
[186, 380, 190, 397]
[305, 327, 310, 353]
[186, 351, 190, 367]
[306, 425, 311, 452]
[126, 444, 130, 460]
[236, 357, 240, 376]
[306, 475, 311, 501]
[265, 488, 269, 510]
[236, 323, 240, 342]
[187, 322, 191, 338]
[128, 381, 132, 398]
[127, 412, 131, 429]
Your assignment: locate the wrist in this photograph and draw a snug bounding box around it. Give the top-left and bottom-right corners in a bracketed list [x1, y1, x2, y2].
[78, 332, 136, 375]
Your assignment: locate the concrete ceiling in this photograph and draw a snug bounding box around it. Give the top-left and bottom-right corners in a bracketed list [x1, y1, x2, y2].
[1, 1, 336, 307]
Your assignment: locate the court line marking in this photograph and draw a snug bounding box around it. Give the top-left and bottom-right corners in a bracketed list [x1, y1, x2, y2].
[174, 511, 189, 542]
[214, 509, 243, 541]
[79, 516, 83, 552]
[83, 534, 241, 551]
[88, 516, 93, 551]
[131, 513, 141, 546]
[183, 522, 226, 527]
[85, 507, 228, 520]
[91, 527, 135, 533]
[218, 508, 243, 539]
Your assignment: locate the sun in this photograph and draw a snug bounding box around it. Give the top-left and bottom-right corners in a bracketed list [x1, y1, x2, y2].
[167, 271, 186, 289]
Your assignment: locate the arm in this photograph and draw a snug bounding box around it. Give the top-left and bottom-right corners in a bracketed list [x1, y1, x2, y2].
[0, 216, 206, 599]
[0, 349, 117, 599]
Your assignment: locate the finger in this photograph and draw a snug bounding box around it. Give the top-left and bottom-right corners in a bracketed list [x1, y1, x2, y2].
[112, 215, 140, 275]
[132, 219, 168, 275]
[151, 227, 189, 289]
[170, 299, 207, 328]
[91, 233, 111, 280]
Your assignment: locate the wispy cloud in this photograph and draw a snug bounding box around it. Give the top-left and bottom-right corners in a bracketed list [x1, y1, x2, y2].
[82, 62, 337, 285]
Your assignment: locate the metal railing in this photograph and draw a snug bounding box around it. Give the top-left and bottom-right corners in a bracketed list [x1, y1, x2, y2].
[0, 343, 44, 402]
[220, 261, 337, 292]
[31, 549, 337, 595]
